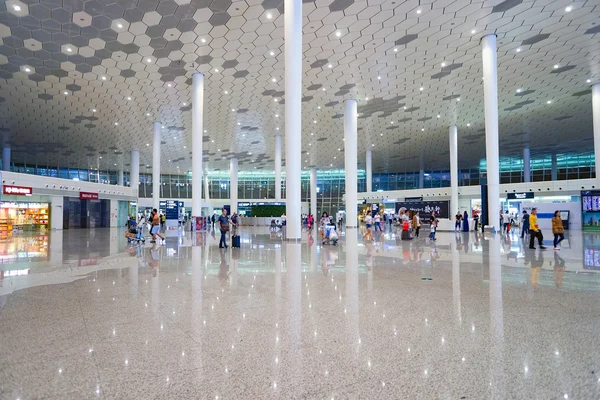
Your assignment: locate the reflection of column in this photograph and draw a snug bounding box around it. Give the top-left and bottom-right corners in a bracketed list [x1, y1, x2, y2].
[310, 241, 317, 273]
[152, 121, 161, 211]
[192, 72, 204, 217]
[310, 168, 317, 218]
[275, 134, 282, 201]
[482, 34, 500, 233]
[285, 242, 302, 386]
[452, 243, 461, 325]
[551, 153, 558, 181]
[128, 262, 138, 297]
[284, 0, 302, 240]
[365, 150, 372, 192]
[449, 125, 458, 217]
[344, 99, 358, 228]
[191, 246, 203, 369]
[593, 84, 600, 186]
[345, 231, 359, 353]
[523, 147, 530, 183]
[49, 229, 63, 264]
[489, 236, 505, 397]
[230, 158, 238, 215]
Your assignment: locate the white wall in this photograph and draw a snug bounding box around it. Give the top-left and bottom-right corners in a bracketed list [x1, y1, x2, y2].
[50, 195, 64, 230]
[109, 199, 119, 227]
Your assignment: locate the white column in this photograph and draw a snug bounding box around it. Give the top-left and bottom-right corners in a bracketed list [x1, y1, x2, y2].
[449, 125, 458, 218]
[275, 134, 282, 201]
[344, 99, 358, 228]
[152, 121, 161, 211]
[130, 149, 139, 217]
[310, 168, 317, 218]
[284, 0, 302, 240]
[523, 147, 530, 183]
[230, 158, 238, 215]
[593, 83, 600, 185]
[203, 162, 212, 215]
[551, 153, 558, 181]
[419, 153, 425, 189]
[192, 72, 204, 217]
[117, 169, 124, 186]
[2, 147, 10, 171]
[365, 150, 372, 192]
[482, 34, 500, 233]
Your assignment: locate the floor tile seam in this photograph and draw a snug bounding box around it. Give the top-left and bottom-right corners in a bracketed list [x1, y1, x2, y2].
[76, 296, 107, 400]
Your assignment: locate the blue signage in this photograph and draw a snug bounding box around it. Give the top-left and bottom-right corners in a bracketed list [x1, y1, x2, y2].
[165, 200, 179, 220]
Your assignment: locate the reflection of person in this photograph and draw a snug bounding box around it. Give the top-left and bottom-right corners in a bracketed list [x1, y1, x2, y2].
[553, 251, 565, 288]
[528, 208, 546, 249]
[218, 248, 230, 287]
[552, 210, 565, 250]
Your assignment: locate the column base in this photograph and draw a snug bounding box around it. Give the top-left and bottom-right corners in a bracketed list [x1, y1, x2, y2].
[345, 225, 359, 229]
[284, 238, 302, 242]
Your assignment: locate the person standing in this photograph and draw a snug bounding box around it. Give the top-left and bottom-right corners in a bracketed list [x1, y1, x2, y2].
[374, 211, 382, 232]
[521, 210, 530, 239]
[455, 211, 462, 232]
[150, 208, 164, 243]
[281, 213, 287, 226]
[552, 210, 565, 250]
[462, 210, 469, 232]
[363, 211, 373, 241]
[218, 208, 230, 248]
[412, 211, 421, 238]
[429, 211, 437, 241]
[502, 210, 511, 234]
[528, 208, 546, 249]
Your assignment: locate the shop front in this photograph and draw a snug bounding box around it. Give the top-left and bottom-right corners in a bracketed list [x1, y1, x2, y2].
[0, 201, 50, 234]
[63, 193, 110, 229]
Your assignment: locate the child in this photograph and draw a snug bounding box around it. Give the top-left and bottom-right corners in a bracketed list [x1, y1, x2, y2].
[429, 217, 438, 241]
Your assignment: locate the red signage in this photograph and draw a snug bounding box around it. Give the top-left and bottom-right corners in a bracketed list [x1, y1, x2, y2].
[80, 192, 99, 200]
[3, 185, 33, 196]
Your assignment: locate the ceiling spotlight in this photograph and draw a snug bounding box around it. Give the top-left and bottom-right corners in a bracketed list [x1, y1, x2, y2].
[66, 47, 72, 52]
[101, 76, 107, 81]
[516, 88, 522, 93]
[146, 58, 152, 63]
[421, 128, 425, 131]
[553, 64, 559, 69]
[335, 31, 342, 37]
[92, 108, 97, 112]
[547, 100, 552, 104]
[565, 5, 572, 12]
[117, 23, 123, 28]
[313, 120, 317, 124]
[276, 127, 279, 130]
[146, 113, 150, 116]
[441, 62, 446, 67]
[371, 144, 375, 147]
[214, 68, 219, 72]
[274, 98, 279, 102]
[516, 48, 521, 53]
[456, 98, 460, 101]
[63, 91, 68, 95]
[232, 108, 235, 111]
[13, 5, 21, 11]
[266, 12, 273, 19]
[416, 9, 422, 14]
[419, 87, 424, 91]
[587, 79, 591, 83]
[275, 114, 279, 117]
[403, 106, 407, 110]
[127, 97, 132, 100]
[471, 29, 476, 34]
[437, 115, 440, 118]
[394, 48, 398, 52]
[328, 64, 332, 68]
[269, 51, 275, 56]
[115, 122, 119, 125]
[224, 90, 228, 94]
[237, 122, 241, 125]
[182, 102, 187, 106]
[365, 97, 369, 101]
[317, 106, 321, 109]
[167, 83, 172, 87]
[271, 77, 277, 82]
[24, 67, 31, 72]
[377, 76, 381, 80]
[467, 123, 471, 127]
[201, 38, 206, 43]
[390, 121, 394, 124]
[322, 87, 326, 91]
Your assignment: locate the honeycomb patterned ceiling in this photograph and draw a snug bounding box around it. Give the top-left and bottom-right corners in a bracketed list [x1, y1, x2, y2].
[0, 0, 598, 174]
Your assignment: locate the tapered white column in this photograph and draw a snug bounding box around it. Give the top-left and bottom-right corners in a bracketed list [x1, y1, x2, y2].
[130, 149, 140, 217]
[284, 0, 302, 240]
[449, 125, 458, 218]
[275, 134, 282, 201]
[203, 162, 211, 214]
[551, 153, 558, 181]
[192, 72, 204, 217]
[310, 168, 317, 218]
[593, 83, 600, 185]
[365, 150, 372, 192]
[2, 147, 10, 171]
[117, 169, 124, 186]
[152, 121, 161, 211]
[344, 99, 358, 228]
[230, 158, 238, 215]
[523, 147, 530, 183]
[482, 34, 500, 233]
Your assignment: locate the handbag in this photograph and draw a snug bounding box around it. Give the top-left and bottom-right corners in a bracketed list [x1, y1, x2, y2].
[221, 224, 230, 232]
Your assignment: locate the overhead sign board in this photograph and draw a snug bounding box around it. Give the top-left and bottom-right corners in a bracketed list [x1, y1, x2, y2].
[507, 192, 534, 200]
[165, 200, 179, 220]
[80, 192, 99, 200]
[3, 185, 33, 196]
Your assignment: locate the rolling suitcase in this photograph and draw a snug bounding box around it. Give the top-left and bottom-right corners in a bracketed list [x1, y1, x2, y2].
[232, 235, 241, 248]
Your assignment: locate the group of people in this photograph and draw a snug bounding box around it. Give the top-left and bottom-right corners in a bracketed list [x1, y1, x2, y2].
[454, 211, 471, 232]
[216, 208, 240, 248]
[522, 208, 565, 250]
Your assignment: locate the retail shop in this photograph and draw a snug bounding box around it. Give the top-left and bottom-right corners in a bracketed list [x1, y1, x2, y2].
[0, 185, 50, 234]
[63, 192, 111, 229]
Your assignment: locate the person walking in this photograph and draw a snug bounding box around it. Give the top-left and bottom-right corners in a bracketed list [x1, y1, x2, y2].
[363, 211, 373, 241]
[429, 211, 437, 241]
[218, 208, 230, 248]
[502, 210, 511, 234]
[374, 211, 382, 232]
[412, 211, 421, 238]
[528, 208, 546, 249]
[150, 208, 164, 243]
[552, 210, 565, 250]
[521, 210, 530, 239]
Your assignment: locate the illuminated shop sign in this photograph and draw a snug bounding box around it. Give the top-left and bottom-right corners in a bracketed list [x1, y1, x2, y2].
[3, 185, 33, 196]
[507, 192, 534, 200]
[0, 202, 48, 209]
[80, 192, 99, 200]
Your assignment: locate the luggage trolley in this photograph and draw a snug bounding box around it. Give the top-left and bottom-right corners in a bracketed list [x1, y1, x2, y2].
[322, 224, 339, 245]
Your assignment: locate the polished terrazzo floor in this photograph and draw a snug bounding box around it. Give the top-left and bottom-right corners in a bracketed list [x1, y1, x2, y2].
[1, 225, 599, 399]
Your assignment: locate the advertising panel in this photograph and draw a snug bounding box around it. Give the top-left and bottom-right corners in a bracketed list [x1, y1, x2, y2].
[395, 200, 449, 223]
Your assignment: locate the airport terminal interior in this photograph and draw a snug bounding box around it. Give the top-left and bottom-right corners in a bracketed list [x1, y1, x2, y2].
[1, 0, 600, 398]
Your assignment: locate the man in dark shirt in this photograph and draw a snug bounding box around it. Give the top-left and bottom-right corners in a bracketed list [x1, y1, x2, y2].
[521, 210, 530, 239]
[218, 208, 229, 248]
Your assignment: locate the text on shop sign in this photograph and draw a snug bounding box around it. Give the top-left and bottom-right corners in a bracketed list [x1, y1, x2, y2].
[3, 185, 32, 196]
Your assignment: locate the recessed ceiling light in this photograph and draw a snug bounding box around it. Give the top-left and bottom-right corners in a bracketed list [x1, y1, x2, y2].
[127, 97, 132, 100]
[547, 100, 552, 104]
[63, 91, 68, 95]
[390, 121, 393, 124]
[183, 146, 186, 149]
[421, 128, 425, 131]
[467, 123, 471, 127]
[313, 120, 317, 124]
[146, 58, 152, 63]
[516, 88, 522, 93]
[456, 98, 460, 101]
[275, 114, 279, 117]
[266, 12, 273, 19]
[365, 97, 369, 101]
[13, 5, 21, 11]
[565, 5, 572, 12]
[115, 122, 119, 125]
[146, 113, 150, 116]
[117, 23, 123, 28]
[437, 114, 440, 118]
[371, 144, 375, 147]
[516, 48, 521, 53]
[92, 108, 96, 112]
[276, 127, 279, 130]
[553, 64, 559, 69]
[271, 77, 276, 82]
[24, 67, 31, 72]
[66, 47, 72, 52]
[441, 62, 446, 67]
[161, 125, 164, 128]
[335, 31, 342, 37]
[167, 83, 172, 87]
[377, 76, 381, 80]
[471, 29, 476, 34]
[328, 64, 332, 68]
[237, 122, 240, 125]
[224, 90, 228, 94]
[419, 87, 424, 91]
[587, 79, 591, 83]
[214, 68, 219, 72]
[269, 51, 275, 56]
[201, 38, 206, 43]
[416, 9, 421, 14]
[403, 106, 407, 110]
[322, 87, 326, 91]
[393, 48, 398, 52]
